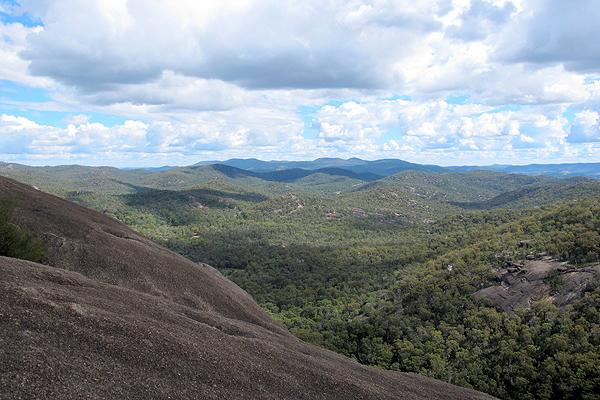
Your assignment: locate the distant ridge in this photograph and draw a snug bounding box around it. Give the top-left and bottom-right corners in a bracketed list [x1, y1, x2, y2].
[191, 158, 600, 178]
[8, 158, 600, 179]
[193, 157, 447, 175]
[208, 163, 383, 182]
[121, 165, 178, 172]
[449, 162, 600, 178]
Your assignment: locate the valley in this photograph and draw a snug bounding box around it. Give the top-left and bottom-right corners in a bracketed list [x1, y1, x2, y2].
[1, 160, 599, 399]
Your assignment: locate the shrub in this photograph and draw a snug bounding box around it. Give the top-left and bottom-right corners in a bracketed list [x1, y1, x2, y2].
[0, 196, 48, 263]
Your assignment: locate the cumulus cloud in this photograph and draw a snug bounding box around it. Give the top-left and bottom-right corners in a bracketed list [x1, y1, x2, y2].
[15, 0, 459, 95]
[60, 114, 90, 125]
[0, 114, 47, 153]
[10, 0, 599, 107]
[445, 0, 517, 41]
[0, 114, 148, 154]
[0, 105, 306, 162]
[0, 19, 49, 86]
[1, 0, 600, 166]
[310, 98, 572, 161]
[68, 71, 254, 112]
[8, 0, 598, 99]
[495, 0, 600, 72]
[568, 110, 600, 143]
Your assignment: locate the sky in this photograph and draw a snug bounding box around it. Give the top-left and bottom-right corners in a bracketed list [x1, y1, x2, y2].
[0, 0, 599, 168]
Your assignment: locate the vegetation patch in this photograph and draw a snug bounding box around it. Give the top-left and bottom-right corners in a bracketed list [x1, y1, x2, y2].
[0, 196, 47, 263]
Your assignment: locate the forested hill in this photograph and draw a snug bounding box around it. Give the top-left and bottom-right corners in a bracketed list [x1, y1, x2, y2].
[351, 170, 563, 202]
[0, 160, 592, 199]
[1, 163, 600, 399]
[3, 158, 600, 194]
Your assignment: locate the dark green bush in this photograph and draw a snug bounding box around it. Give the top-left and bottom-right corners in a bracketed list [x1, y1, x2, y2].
[0, 196, 47, 263]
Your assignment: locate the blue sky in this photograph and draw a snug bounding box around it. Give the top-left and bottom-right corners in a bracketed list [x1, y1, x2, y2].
[1, 0, 600, 167]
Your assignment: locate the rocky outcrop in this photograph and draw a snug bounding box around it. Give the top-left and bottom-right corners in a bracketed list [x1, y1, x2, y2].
[474, 257, 600, 314]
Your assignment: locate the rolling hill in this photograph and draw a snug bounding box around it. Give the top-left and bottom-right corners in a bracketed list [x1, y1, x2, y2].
[0, 162, 381, 197]
[351, 169, 561, 202]
[451, 179, 600, 209]
[3, 159, 600, 201]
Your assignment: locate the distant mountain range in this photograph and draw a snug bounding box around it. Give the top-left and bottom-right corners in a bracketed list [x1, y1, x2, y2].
[449, 162, 600, 178]
[188, 158, 600, 178]
[2, 158, 599, 201]
[192, 157, 447, 175]
[15, 157, 597, 179]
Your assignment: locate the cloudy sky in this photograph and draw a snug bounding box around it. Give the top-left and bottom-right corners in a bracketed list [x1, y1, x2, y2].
[0, 0, 599, 167]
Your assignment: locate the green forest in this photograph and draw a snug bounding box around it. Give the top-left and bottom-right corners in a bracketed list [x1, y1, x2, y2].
[1, 164, 600, 400]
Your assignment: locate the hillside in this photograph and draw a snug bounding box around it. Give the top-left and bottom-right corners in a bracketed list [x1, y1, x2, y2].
[353, 170, 560, 202]
[0, 162, 381, 197]
[0, 176, 496, 399]
[0, 162, 152, 196]
[451, 179, 600, 209]
[3, 161, 600, 201]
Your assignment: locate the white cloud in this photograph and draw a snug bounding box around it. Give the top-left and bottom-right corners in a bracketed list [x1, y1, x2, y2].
[7, 0, 598, 100]
[495, 0, 600, 72]
[0, 106, 307, 163]
[568, 110, 600, 143]
[446, 0, 517, 41]
[0, 114, 47, 153]
[309, 97, 575, 162]
[12, 0, 462, 94]
[8, 0, 598, 108]
[0, 0, 599, 166]
[61, 114, 90, 125]
[0, 114, 149, 154]
[0, 21, 49, 86]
